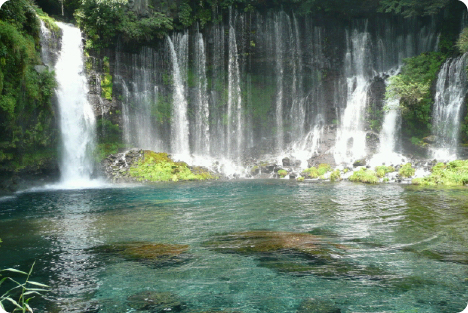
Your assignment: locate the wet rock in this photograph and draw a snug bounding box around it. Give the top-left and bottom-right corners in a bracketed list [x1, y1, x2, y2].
[353, 159, 366, 167]
[423, 135, 437, 144]
[203, 230, 388, 279]
[297, 298, 341, 313]
[282, 157, 291, 166]
[127, 291, 186, 312]
[93, 241, 190, 267]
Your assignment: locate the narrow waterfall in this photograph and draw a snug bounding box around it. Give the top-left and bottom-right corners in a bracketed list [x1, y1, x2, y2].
[168, 33, 190, 156]
[289, 14, 305, 142]
[55, 22, 97, 185]
[274, 13, 285, 151]
[334, 27, 370, 165]
[193, 28, 210, 155]
[431, 54, 468, 160]
[227, 9, 243, 161]
[369, 97, 406, 166]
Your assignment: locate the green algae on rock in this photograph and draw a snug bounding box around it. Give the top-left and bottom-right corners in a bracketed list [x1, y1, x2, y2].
[129, 151, 216, 182]
[94, 241, 191, 266]
[203, 230, 387, 278]
[102, 150, 217, 183]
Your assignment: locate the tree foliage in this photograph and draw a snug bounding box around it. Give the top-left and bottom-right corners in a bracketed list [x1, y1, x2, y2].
[378, 0, 450, 17]
[75, 0, 173, 49]
[0, 0, 58, 172]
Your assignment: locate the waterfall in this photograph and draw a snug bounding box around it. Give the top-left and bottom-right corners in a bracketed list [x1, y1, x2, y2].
[227, 9, 243, 161]
[369, 97, 407, 167]
[55, 22, 97, 186]
[431, 54, 468, 160]
[274, 13, 285, 151]
[334, 27, 371, 165]
[119, 48, 161, 150]
[193, 28, 210, 155]
[167, 33, 190, 156]
[289, 14, 305, 142]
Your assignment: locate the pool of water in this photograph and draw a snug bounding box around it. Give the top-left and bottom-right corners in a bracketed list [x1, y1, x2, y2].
[0, 180, 467, 312]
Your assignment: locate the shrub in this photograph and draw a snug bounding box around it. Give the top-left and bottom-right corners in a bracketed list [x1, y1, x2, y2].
[399, 163, 415, 178]
[349, 168, 378, 184]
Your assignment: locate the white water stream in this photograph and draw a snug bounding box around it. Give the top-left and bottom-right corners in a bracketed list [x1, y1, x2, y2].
[55, 22, 98, 188]
[430, 54, 468, 160]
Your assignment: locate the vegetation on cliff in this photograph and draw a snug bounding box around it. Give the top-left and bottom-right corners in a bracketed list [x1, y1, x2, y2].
[0, 0, 58, 174]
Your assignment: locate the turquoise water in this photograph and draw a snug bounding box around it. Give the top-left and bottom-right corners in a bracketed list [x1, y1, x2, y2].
[0, 180, 467, 312]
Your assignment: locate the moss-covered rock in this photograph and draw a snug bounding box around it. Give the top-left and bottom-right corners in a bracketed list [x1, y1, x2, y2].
[94, 241, 191, 267]
[399, 163, 415, 178]
[101, 150, 217, 183]
[203, 230, 386, 278]
[375, 165, 395, 178]
[348, 168, 378, 184]
[129, 151, 216, 182]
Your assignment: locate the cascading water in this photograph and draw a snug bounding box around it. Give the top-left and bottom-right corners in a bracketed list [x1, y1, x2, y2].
[112, 11, 441, 176]
[193, 28, 210, 156]
[274, 13, 285, 151]
[54, 23, 97, 187]
[369, 97, 407, 167]
[227, 9, 243, 162]
[334, 27, 371, 165]
[431, 54, 468, 160]
[167, 33, 190, 156]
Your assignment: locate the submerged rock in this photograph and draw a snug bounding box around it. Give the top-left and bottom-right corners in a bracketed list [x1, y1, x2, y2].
[127, 291, 186, 312]
[203, 230, 385, 278]
[93, 241, 191, 267]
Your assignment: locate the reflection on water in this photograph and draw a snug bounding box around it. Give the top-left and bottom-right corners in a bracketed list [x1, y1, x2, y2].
[0, 181, 467, 312]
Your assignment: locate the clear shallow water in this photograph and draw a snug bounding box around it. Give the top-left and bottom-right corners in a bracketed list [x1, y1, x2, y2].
[0, 180, 467, 313]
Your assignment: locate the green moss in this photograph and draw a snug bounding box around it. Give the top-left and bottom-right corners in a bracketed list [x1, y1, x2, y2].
[296, 176, 305, 182]
[101, 57, 113, 102]
[349, 168, 379, 184]
[302, 166, 319, 178]
[277, 169, 288, 178]
[330, 169, 341, 182]
[317, 163, 332, 175]
[412, 160, 468, 186]
[129, 151, 215, 182]
[375, 165, 395, 178]
[399, 163, 415, 178]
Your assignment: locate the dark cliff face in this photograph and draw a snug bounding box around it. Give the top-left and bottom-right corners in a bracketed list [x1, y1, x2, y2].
[86, 9, 450, 165]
